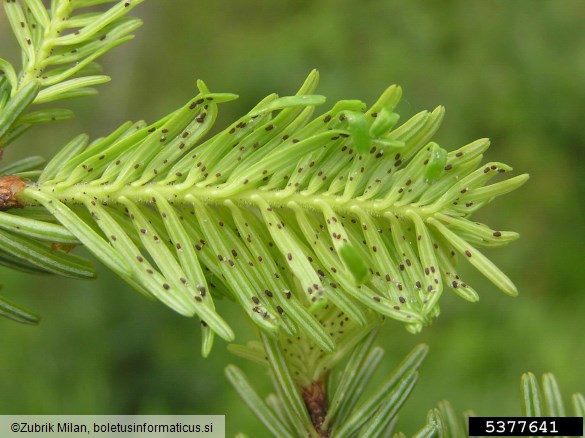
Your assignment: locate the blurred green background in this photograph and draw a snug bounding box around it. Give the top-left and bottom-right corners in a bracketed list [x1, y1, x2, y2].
[1, 0, 584, 435]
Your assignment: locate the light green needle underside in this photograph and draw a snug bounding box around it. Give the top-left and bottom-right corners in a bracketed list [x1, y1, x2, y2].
[10, 69, 528, 352]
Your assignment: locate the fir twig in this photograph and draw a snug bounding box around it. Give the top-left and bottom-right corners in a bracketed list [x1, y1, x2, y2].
[7, 70, 528, 347]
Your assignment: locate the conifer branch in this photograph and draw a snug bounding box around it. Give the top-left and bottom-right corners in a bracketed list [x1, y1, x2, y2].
[4, 69, 528, 349]
[1, 0, 143, 148]
[0, 0, 141, 320]
[227, 330, 427, 437]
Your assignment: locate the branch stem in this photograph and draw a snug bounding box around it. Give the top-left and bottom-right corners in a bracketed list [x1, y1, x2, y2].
[22, 183, 422, 221]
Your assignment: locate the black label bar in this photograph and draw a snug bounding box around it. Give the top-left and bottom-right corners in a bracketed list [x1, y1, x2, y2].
[468, 416, 583, 436]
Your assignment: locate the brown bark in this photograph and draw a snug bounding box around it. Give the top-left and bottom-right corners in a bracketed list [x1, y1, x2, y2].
[302, 379, 330, 438]
[0, 175, 26, 211]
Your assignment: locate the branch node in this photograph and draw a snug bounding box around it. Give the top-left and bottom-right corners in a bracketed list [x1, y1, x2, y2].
[0, 175, 27, 211]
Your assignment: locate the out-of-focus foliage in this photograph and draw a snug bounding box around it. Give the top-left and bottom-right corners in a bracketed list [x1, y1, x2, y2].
[1, 1, 583, 436]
